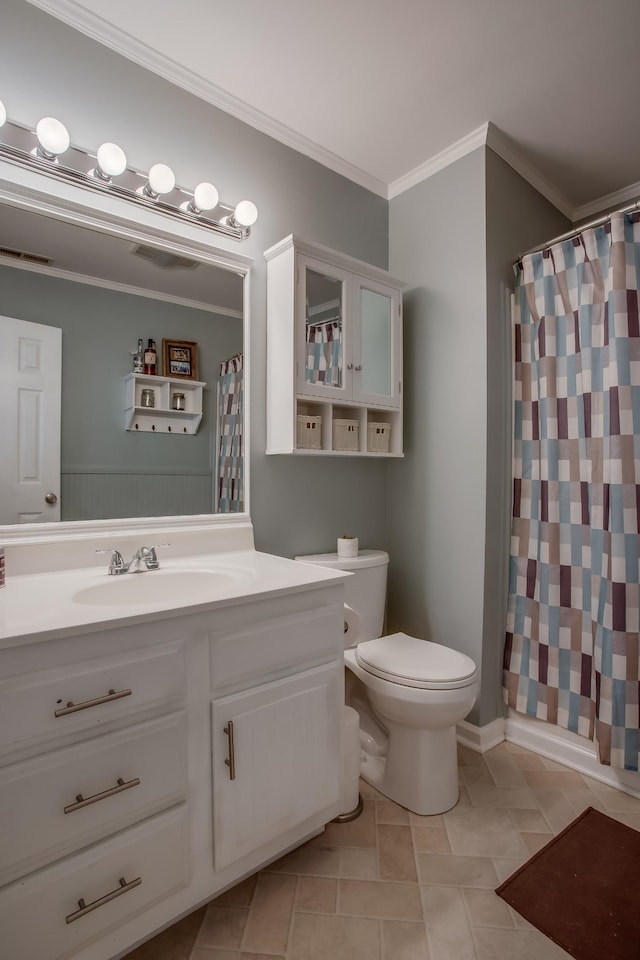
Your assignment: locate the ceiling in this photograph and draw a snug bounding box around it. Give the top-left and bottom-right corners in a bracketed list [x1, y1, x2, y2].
[0, 203, 244, 314]
[25, 0, 640, 219]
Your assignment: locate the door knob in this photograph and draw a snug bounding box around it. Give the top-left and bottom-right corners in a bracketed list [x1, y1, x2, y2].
[45, 492, 58, 504]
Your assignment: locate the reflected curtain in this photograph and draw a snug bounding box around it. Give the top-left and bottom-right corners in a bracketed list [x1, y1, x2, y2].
[216, 354, 243, 513]
[504, 212, 640, 770]
[305, 320, 342, 386]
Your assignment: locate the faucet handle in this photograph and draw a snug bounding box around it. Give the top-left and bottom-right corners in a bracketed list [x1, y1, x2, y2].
[143, 542, 170, 568]
[96, 548, 127, 575]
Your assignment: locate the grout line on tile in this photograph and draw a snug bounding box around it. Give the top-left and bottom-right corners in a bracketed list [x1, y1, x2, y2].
[283, 873, 299, 959]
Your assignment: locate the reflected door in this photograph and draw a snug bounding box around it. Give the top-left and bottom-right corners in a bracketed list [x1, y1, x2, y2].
[0, 316, 61, 522]
[296, 257, 350, 401]
[354, 280, 401, 408]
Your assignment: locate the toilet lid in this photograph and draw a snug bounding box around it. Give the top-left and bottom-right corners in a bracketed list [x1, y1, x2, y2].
[355, 633, 477, 690]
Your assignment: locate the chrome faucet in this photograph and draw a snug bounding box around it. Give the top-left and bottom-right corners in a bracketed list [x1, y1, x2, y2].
[96, 543, 169, 575]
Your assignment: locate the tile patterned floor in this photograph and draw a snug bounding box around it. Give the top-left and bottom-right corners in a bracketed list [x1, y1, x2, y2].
[123, 741, 640, 960]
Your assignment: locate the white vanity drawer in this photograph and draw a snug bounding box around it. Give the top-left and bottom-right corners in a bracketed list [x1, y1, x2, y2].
[0, 640, 185, 758]
[0, 712, 187, 885]
[209, 597, 343, 694]
[0, 804, 189, 960]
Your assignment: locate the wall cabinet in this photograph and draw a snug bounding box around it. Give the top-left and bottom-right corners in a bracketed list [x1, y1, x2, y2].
[265, 235, 404, 456]
[0, 579, 344, 960]
[124, 373, 206, 434]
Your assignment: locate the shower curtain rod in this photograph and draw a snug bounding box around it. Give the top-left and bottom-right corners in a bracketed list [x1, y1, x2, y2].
[517, 199, 640, 262]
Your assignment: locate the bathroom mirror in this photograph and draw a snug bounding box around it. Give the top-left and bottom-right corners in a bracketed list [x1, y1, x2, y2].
[305, 268, 343, 388]
[0, 165, 251, 539]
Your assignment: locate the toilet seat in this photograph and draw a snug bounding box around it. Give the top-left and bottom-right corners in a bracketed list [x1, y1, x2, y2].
[355, 633, 477, 690]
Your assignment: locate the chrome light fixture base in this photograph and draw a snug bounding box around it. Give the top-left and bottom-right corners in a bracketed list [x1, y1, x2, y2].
[0, 118, 255, 242]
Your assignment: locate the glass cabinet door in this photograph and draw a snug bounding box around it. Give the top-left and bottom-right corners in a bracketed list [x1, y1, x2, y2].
[297, 256, 351, 400]
[355, 280, 401, 408]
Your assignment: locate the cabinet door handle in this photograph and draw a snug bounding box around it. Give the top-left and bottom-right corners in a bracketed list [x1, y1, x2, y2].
[346, 362, 354, 370]
[54, 687, 132, 718]
[64, 776, 141, 814]
[65, 876, 141, 924]
[354, 364, 362, 371]
[224, 721, 236, 780]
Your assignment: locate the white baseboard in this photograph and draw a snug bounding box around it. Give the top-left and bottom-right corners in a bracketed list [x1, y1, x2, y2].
[456, 716, 506, 753]
[504, 710, 640, 801]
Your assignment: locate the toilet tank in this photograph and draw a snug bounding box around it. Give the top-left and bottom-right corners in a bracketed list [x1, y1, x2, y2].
[294, 550, 389, 644]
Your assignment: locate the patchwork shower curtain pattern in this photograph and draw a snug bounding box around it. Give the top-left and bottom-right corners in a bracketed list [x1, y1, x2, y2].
[504, 212, 640, 770]
[305, 320, 342, 386]
[216, 354, 243, 512]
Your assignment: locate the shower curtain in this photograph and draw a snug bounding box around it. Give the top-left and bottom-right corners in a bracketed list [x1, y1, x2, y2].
[305, 319, 342, 386]
[216, 354, 243, 512]
[504, 211, 640, 771]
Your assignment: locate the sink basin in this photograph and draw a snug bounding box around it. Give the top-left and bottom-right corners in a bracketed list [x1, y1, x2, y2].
[73, 569, 237, 607]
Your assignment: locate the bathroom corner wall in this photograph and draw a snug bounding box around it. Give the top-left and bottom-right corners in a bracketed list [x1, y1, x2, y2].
[388, 146, 570, 729]
[387, 149, 488, 726]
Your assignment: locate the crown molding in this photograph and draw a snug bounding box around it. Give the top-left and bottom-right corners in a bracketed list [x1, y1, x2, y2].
[388, 122, 575, 220]
[387, 124, 489, 200]
[24, 0, 389, 199]
[23, 2, 640, 219]
[485, 122, 574, 219]
[0, 253, 242, 318]
[572, 178, 640, 223]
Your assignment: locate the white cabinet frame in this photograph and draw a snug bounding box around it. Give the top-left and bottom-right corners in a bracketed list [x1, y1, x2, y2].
[265, 235, 405, 457]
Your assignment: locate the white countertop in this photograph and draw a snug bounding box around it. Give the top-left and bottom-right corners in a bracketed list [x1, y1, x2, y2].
[0, 549, 348, 647]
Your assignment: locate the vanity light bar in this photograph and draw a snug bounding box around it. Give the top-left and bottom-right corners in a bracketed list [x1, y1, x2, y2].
[0, 103, 258, 241]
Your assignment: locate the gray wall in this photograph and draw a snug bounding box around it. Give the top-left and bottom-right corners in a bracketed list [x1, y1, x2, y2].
[387, 147, 570, 727]
[0, 265, 242, 519]
[0, 0, 390, 557]
[387, 149, 488, 723]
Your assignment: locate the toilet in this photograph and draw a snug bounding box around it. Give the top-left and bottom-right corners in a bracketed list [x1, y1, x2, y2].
[294, 549, 478, 815]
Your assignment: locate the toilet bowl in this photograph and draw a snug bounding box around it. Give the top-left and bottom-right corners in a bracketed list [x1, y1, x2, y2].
[294, 550, 478, 815]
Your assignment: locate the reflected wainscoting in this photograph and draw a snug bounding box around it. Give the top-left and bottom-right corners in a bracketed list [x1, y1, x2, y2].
[60, 471, 214, 520]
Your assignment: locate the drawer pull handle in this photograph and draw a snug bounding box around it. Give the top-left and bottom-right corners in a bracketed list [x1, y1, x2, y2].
[65, 875, 142, 924]
[54, 687, 132, 718]
[64, 776, 141, 814]
[224, 721, 236, 780]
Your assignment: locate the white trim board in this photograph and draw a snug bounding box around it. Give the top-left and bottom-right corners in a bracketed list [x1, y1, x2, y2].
[458, 711, 640, 802]
[505, 710, 640, 801]
[572, 178, 640, 223]
[387, 124, 489, 200]
[456, 716, 506, 754]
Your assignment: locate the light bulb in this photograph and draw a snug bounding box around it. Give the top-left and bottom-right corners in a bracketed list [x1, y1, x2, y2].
[95, 141, 127, 180]
[0, 99, 6, 128]
[191, 181, 219, 213]
[35, 116, 70, 158]
[146, 163, 175, 197]
[233, 199, 258, 227]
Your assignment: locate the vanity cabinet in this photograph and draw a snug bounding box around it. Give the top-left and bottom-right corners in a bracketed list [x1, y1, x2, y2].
[124, 373, 206, 434]
[0, 566, 344, 960]
[265, 234, 404, 456]
[212, 663, 341, 870]
[0, 624, 190, 959]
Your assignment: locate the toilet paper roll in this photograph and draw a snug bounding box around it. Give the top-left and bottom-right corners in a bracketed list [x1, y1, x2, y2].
[343, 604, 363, 647]
[341, 705, 361, 815]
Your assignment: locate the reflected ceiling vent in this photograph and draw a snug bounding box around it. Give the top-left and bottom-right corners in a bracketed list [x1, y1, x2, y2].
[132, 243, 200, 270]
[0, 245, 52, 265]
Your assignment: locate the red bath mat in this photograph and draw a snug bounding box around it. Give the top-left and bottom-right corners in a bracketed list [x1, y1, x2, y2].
[496, 806, 640, 960]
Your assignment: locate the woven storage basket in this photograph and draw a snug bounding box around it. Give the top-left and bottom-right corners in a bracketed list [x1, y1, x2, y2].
[297, 414, 322, 449]
[367, 421, 390, 453]
[332, 418, 359, 451]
